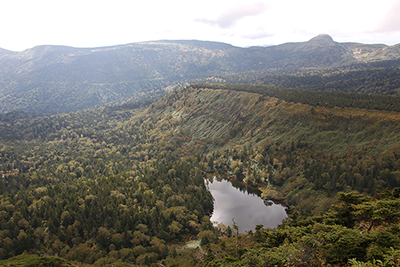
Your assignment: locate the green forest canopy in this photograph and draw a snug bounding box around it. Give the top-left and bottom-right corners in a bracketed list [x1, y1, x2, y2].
[1, 84, 400, 266]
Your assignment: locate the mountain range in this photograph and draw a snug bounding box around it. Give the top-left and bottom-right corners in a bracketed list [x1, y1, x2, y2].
[1, 34, 400, 114]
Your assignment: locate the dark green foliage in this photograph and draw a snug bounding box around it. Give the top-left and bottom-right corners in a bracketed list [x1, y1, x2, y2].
[214, 59, 400, 96]
[197, 189, 400, 267]
[257, 61, 400, 95]
[0, 101, 214, 264]
[192, 82, 400, 111]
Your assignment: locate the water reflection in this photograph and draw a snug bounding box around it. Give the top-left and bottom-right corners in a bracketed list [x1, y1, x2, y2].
[206, 176, 287, 233]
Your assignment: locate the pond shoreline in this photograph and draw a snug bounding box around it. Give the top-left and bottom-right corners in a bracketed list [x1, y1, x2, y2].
[205, 172, 288, 232]
[205, 172, 288, 206]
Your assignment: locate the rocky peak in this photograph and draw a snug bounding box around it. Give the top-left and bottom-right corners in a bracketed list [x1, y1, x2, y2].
[308, 34, 336, 45]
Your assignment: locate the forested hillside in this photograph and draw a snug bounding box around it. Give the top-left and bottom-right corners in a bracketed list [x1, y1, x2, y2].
[0, 98, 214, 265]
[1, 84, 400, 265]
[207, 59, 400, 95]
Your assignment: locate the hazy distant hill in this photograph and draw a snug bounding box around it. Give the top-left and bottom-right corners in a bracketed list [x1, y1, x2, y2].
[1, 35, 399, 114]
[0, 48, 15, 58]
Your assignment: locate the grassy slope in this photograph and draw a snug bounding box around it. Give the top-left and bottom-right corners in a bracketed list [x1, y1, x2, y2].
[158, 86, 400, 156]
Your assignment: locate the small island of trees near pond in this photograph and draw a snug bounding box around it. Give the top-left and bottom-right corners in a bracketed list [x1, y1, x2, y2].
[1, 83, 400, 266]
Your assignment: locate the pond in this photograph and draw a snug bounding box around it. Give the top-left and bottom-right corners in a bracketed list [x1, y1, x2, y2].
[206, 176, 288, 233]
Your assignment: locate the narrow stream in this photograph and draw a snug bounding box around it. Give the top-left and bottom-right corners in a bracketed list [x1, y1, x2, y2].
[206, 176, 287, 233]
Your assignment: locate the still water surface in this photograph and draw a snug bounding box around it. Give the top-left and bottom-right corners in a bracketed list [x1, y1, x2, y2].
[206, 176, 287, 233]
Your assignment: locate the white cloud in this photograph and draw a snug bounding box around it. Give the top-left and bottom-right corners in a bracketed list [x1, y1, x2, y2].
[375, 0, 400, 32]
[195, 2, 268, 29]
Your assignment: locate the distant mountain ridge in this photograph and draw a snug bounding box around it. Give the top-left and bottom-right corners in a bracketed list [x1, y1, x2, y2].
[1, 35, 399, 114]
[0, 48, 15, 58]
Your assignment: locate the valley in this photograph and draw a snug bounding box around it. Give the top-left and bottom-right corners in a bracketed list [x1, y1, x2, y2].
[0, 35, 400, 266]
[1, 83, 400, 266]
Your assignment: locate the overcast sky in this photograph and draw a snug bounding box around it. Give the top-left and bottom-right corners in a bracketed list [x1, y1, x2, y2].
[1, 0, 399, 51]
